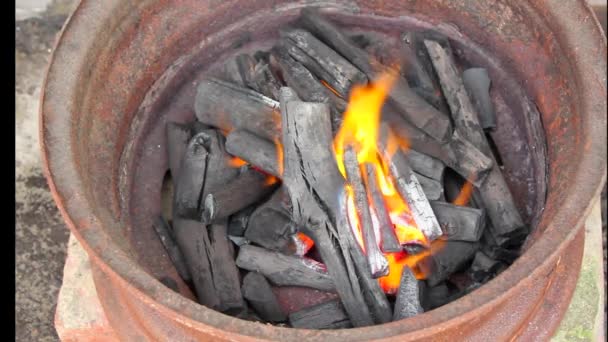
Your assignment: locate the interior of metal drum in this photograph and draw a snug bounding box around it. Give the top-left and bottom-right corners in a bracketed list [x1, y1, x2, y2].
[116, 7, 547, 304]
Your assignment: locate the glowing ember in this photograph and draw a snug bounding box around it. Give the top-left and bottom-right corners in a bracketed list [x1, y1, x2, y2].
[274, 138, 284, 177]
[296, 232, 315, 254]
[228, 156, 248, 168]
[452, 178, 474, 206]
[333, 71, 433, 294]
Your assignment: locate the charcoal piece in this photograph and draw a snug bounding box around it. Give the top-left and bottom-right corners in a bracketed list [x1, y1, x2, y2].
[403, 243, 427, 255]
[249, 59, 283, 100]
[173, 132, 209, 219]
[241, 272, 287, 322]
[273, 286, 339, 316]
[364, 164, 401, 253]
[235, 244, 334, 292]
[194, 78, 280, 141]
[173, 218, 245, 313]
[344, 147, 388, 278]
[223, 54, 255, 87]
[152, 216, 191, 282]
[279, 88, 374, 327]
[447, 272, 480, 292]
[244, 190, 298, 254]
[420, 282, 450, 311]
[480, 232, 520, 263]
[380, 125, 442, 242]
[415, 172, 444, 201]
[406, 149, 445, 182]
[158, 276, 179, 293]
[280, 29, 368, 97]
[425, 40, 526, 246]
[298, 9, 452, 143]
[227, 205, 256, 237]
[228, 235, 249, 247]
[399, 32, 436, 95]
[225, 129, 280, 177]
[393, 267, 423, 321]
[462, 68, 496, 130]
[199, 129, 240, 197]
[383, 110, 492, 186]
[166, 122, 192, 180]
[431, 201, 486, 242]
[271, 42, 346, 130]
[201, 166, 277, 224]
[468, 251, 503, 282]
[288, 299, 352, 329]
[419, 241, 479, 287]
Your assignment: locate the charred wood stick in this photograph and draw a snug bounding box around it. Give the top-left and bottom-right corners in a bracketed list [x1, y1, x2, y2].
[166, 122, 192, 180]
[279, 88, 374, 326]
[406, 149, 445, 182]
[194, 78, 280, 141]
[415, 172, 444, 201]
[343, 147, 388, 278]
[270, 42, 346, 131]
[393, 267, 423, 321]
[201, 166, 277, 224]
[280, 29, 368, 97]
[173, 132, 209, 219]
[380, 124, 443, 242]
[425, 40, 526, 246]
[173, 218, 245, 313]
[383, 110, 492, 186]
[363, 164, 401, 253]
[431, 201, 486, 242]
[462, 68, 496, 130]
[250, 59, 283, 101]
[225, 129, 280, 177]
[152, 216, 191, 282]
[199, 129, 240, 196]
[229, 53, 282, 100]
[298, 9, 452, 143]
[241, 272, 287, 322]
[244, 190, 299, 254]
[419, 241, 479, 287]
[288, 299, 352, 329]
[236, 244, 334, 292]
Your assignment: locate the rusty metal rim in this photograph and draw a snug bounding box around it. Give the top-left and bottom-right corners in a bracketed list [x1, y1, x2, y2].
[40, 0, 607, 340]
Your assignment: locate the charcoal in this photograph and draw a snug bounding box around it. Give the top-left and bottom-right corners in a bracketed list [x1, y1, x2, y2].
[416, 172, 444, 201]
[419, 241, 479, 287]
[393, 267, 423, 321]
[406, 149, 446, 182]
[227, 205, 256, 237]
[288, 299, 352, 329]
[173, 132, 209, 219]
[420, 282, 451, 311]
[235, 244, 334, 292]
[425, 39, 526, 247]
[431, 201, 486, 242]
[241, 272, 287, 322]
[225, 129, 280, 177]
[363, 164, 401, 253]
[468, 251, 503, 282]
[462, 68, 496, 130]
[152, 216, 191, 282]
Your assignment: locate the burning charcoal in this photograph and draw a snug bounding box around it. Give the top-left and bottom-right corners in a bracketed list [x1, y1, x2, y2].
[201, 166, 277, 224]
[173, 132, 209, 219]
[173, 218, 245, 313]
[380, 125, 442, 242]
[288, 299, 352, 329]
[383, 110, 492, 186]
[406, 149, 445, 182]
[344, 146, 389, 278]
[241, 272, 287, 322]
[280, 29, 368, 97]
[279, 88, 374, 326]
[403, 243, 427, 255]
[298, 9, 453, 143]
[236, 245, 334, 291]
[270, 42, 346, 130]
[166, 122, 192, 179]
[244, 190, 299, 254]
[152, 216, 191, 282]
[393, 267, 423, 321]
[364, 164, 401, 253]
[415, 172, 444, 201]
[431, 201, 486, 242]
[194, 78, 280, 141]
[425, 40, 526, 247]
[227, 205, 256, 237]
[225, 129, 280, 177]
[419, 241, 479, 287]
[468, 251, 503, 282]
[420, 282, 450, 311]
[462, 68, 496, 130]
[199, 129, 240, 193]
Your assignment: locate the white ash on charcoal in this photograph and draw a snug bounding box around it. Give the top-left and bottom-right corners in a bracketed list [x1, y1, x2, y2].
[393, 267, 424, 321]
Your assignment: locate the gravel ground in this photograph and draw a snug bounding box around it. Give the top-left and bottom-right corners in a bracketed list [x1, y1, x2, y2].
[15, 1, 78, 341]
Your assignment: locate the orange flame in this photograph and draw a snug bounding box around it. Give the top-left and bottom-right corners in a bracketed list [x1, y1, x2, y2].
[333, 70, 434, 294]
[228, 157, 248, 168]
[274, 138, 284, 177]
[296, 232, 315, 253]
[320, 79, 342, 98]
[452, 178, 475, 206]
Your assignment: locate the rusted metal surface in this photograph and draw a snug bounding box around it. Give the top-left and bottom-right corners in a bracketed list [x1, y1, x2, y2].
[40, 0, 606, 340]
